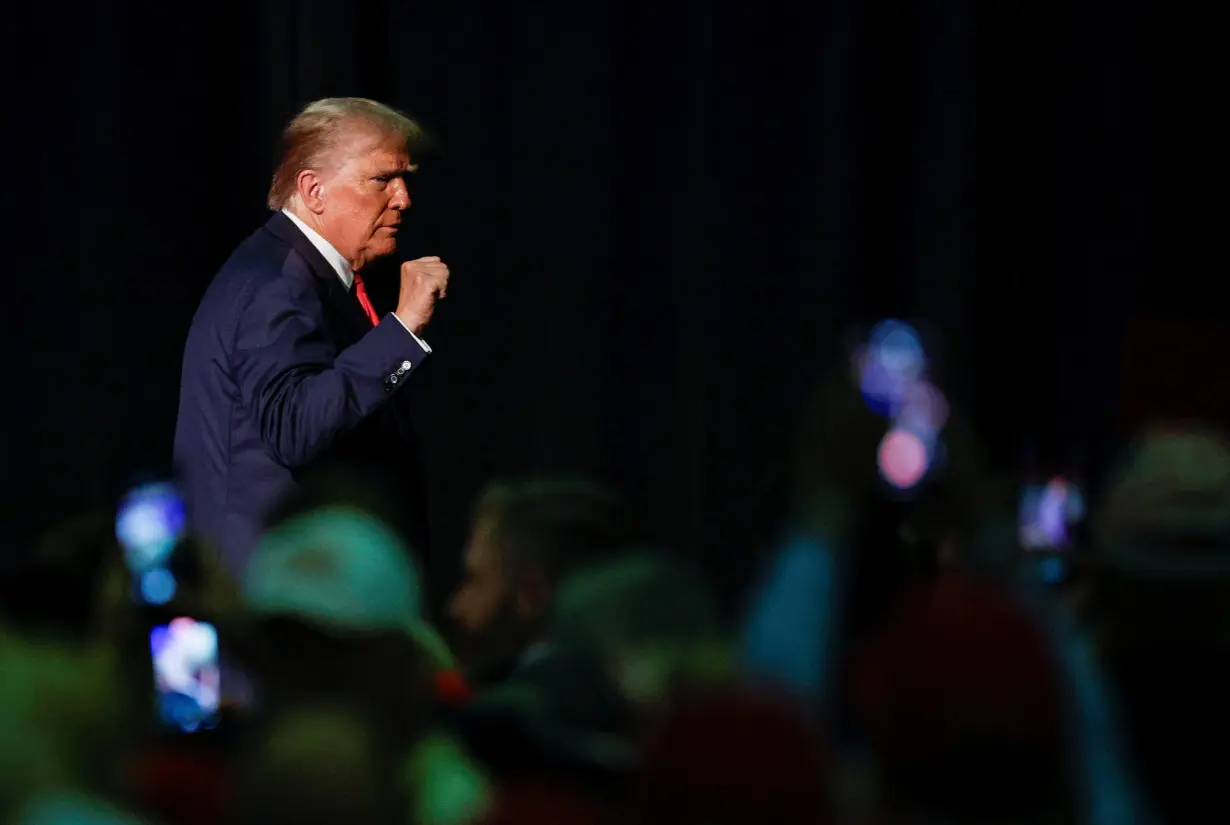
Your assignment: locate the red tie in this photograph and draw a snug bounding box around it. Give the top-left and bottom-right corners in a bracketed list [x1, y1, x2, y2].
[352, 272, 380, 327]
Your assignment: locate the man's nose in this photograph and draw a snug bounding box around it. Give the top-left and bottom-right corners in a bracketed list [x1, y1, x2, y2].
[389, 178, 411, 209]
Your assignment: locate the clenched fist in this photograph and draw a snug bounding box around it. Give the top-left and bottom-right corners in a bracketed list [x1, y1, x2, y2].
[395, 256, 450, 335]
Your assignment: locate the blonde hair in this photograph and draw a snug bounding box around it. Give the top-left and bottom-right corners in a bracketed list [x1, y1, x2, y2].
[267, 97, 424, 211]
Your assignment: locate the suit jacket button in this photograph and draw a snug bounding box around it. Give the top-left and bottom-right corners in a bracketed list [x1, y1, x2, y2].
[390, 375, 398, 384]
[401, 360, 412, 371]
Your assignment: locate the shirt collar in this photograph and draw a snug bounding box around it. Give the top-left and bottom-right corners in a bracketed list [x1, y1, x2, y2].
[281, 208, 353, 289]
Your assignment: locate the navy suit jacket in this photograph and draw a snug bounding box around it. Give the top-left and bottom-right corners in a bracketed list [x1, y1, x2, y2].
[173, 212, 431, 577]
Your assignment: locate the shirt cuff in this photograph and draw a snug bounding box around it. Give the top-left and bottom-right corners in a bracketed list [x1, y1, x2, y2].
[390, 313, 432, 353]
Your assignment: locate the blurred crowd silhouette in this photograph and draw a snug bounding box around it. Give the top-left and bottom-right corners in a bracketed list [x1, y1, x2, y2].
[3, 319, 1223, 825]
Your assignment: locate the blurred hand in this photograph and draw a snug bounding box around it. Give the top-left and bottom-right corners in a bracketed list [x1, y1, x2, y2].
[791, 378, 886, 540]
[395, 256, 450, 334]
[790, 373, 999, 550]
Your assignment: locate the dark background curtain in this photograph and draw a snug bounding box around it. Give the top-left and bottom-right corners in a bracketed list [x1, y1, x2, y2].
[1, 1, 1153, 598]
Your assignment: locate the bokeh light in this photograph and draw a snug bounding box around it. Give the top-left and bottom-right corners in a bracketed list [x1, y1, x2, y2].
[855, 319, 947, 491]
[870, 319, 926, 380]
[140, 568, 177, 605]
[878, 428, 929, 490]
[151, 617, 221, 733]
[1019, 477, 1085, 549]
[897, 380, 949, 435]
[116, 482, 185, 573]
[1040, 556, 1065, 583]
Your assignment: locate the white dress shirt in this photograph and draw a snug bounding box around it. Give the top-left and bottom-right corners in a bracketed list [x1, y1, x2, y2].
[281, 208, 432, 353]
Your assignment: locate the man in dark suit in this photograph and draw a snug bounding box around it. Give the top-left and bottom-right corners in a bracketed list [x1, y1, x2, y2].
[173, 98, 449, 577]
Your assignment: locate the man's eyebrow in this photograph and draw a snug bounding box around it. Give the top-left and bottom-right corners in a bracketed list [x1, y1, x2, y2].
[374, 165, 418, 178]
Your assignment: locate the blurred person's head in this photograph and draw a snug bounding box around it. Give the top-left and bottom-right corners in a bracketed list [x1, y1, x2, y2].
[1, 507, 240, 823]
[240, 507, 436, 744]
[0, 512, 154, 806]
[266, 466, 454, 674]
[448, 478, 635, 683]
[234, 704, 400, 825]
[265, 461, 427, 564]
[0, 631, 129, 818]
[636, 686, 831, 825]
[270, 98, 424, 273]
[1094, 422, 1230, 550]
[1086, 422, 1230, 823]
[850, 575, 1075, 825]
[550, 554, 730, 720]
[1, 503, 240, 675]
[1087, 422, 1230, 656]
[0, 511, 129, 646]
[448, 554, 722, 796]
[448, 644, 637, 798]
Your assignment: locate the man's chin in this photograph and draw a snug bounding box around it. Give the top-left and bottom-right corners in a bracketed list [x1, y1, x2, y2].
[357, 240, 399, 270]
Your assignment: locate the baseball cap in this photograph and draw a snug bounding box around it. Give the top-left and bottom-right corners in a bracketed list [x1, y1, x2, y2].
[1095, 425, 1230, 578]
[242, 507, 422, 636]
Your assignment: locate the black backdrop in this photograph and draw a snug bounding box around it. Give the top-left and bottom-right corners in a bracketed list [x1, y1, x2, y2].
[2, 1, 1152, 595]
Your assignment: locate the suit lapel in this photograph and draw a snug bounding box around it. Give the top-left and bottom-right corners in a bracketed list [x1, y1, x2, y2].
[264, 212, 375, 340]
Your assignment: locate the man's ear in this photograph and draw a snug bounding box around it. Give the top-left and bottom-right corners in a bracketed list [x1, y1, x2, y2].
[513, 567, 552, 622]
[296, 168, 326, 214]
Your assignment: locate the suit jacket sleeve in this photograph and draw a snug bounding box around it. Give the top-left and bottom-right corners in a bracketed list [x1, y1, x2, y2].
[232, 271, 429, 469]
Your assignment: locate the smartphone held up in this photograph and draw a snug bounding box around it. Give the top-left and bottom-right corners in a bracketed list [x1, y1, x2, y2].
[1018, 475, 1086, 585]
[150, 616, 222, 733]
[115, 480, 227, 734]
